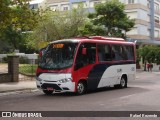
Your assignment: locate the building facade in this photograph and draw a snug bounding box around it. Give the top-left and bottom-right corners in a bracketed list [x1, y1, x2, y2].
[31, 0, 160, 44]
[29, 0, 47, 10]
[46, 0, 70, 11]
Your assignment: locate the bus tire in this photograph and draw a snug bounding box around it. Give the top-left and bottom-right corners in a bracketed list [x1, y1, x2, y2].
[43, 90, 53, 95]
[114, 76, 127, 89]
[76, 81, 86, 95]
[119, 76, 127, 88]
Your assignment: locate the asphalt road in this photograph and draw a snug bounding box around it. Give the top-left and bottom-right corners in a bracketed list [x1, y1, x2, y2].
[0, 71, 160, 120]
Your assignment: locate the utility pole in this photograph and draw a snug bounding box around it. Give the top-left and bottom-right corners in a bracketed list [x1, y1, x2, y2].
[150, 0, 155, 41]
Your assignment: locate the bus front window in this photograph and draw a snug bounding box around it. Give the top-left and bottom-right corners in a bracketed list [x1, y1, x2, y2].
[39, 42, 78, 70]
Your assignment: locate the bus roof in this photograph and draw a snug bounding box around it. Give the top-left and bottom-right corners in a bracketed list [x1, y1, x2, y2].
[79, 36, 125, 41]
[50, 36, 134, 45]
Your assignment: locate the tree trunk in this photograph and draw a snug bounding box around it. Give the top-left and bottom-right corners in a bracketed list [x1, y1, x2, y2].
[144, 61, 146, 71]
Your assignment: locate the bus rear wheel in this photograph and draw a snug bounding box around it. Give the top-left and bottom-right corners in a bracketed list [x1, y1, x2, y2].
[114, 77, 127, 89]
[119, 77, 127, 88]
[76, 81, 86, 95]
[43, 90, 53, 95]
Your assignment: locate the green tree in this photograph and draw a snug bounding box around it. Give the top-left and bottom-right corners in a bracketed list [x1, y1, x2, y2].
[155, 48, 160, 65]
[0, 0, 12, 30]
[0, 0, 38, 30]
[137, 45, 160, 70]
[14, 0, 40, 31]
[80, 0, 135, 38]
[27, 5, 87, 50]
[0, 0, 39, 53]
[78, 22, 106, 36]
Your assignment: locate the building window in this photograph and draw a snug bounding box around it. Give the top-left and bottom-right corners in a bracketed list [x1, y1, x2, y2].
[94, 1, 101, 6]
[147, 0, 150, 8]
[155, 16, 159, 23]
[154, 3, 159, 11]
[155, 30, 159, 38]
[50, 5, 58, 11]
[63, 6, 69, 11]
[61, 4, 69, 11]
[128, 0, 134, 4]
[29, 4, 38, 10]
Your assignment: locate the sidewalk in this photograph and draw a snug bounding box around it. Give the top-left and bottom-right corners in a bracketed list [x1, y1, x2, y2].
[136, 64, 160, 75]
[0, 80, 37, 93]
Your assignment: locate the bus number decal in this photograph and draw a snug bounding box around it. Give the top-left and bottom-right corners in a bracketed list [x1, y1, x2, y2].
[117, 68, 122, 73]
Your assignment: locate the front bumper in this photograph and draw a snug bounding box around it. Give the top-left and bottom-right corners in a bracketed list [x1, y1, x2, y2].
[36, 77, 75, 93]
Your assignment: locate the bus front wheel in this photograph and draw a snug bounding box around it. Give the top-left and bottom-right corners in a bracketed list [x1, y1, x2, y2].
[76, 81, 86, 95]
[43, 90, 53, 95]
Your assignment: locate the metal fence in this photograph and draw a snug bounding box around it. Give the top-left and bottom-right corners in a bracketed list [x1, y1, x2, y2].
[0, 57, 8, 74]
[0, 55, 38, 82]
[19, 56, 38, 81]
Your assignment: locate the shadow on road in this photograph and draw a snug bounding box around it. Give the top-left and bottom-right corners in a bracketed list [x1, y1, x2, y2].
[36, 86, 150, 99]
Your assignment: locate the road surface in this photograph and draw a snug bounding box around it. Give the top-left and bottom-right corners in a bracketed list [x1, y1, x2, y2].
[0, 71, 160, 120]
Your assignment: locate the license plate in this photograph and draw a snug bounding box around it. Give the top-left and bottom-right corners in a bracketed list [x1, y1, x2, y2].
[47, 87, 54, 91]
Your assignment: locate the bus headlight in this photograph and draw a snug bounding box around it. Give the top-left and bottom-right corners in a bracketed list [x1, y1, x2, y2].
[58, 78, 72, 83]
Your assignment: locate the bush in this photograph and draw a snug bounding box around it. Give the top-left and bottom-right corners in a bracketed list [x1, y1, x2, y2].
[19, 56, 28, 64]
[2, 57, 8, 63]
[19, 64, 38, 76]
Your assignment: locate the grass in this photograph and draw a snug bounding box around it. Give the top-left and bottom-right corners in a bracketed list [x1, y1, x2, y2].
[19, 64, 38, 76]
[0, 63, 8, 65]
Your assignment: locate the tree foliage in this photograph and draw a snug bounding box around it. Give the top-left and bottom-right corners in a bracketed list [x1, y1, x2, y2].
[27, 5, 87, 50]
[0, 0, 39, 30]
[0, 26, 35, 53]
[137, 45, 160, 70]
[0, 0, 39, 53]
[78, 22, 106, 36]
[0, 0, 12, 29]
[79, 0, 135, 38]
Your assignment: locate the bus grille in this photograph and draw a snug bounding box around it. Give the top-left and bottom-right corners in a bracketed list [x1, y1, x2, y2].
[41, 83, 62, 90]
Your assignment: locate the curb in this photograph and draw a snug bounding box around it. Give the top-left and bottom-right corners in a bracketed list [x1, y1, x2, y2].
[0, 88, 38, 94]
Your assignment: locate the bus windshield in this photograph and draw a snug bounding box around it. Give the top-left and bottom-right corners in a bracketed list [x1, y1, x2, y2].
[39, 42, 78, 70]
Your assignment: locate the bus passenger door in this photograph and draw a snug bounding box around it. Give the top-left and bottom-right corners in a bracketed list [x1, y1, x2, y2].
[73, 43, 97, 89]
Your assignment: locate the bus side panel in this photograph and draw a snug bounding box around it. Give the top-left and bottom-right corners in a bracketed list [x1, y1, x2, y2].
[98, 63, 136, 87]
[72, 64, 96, 91]
[87, 64, 111, 90]
[87, 62, 136, 90]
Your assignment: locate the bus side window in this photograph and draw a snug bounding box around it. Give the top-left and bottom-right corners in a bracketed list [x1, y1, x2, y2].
[98, 44, 112, 62]
[121, 46, 128, 60]
[112, 45, 124, 61]
[111, 50, 115, 60]
[98, 45, 104, 61]
[112, 45, 129, 61]
[124, 45, 134, 60]
[75, 43, 96, 70]
[87, 47, 96, 64]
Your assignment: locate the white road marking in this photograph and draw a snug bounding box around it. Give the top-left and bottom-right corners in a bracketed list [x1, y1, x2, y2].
[120, 94, 136, 99]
